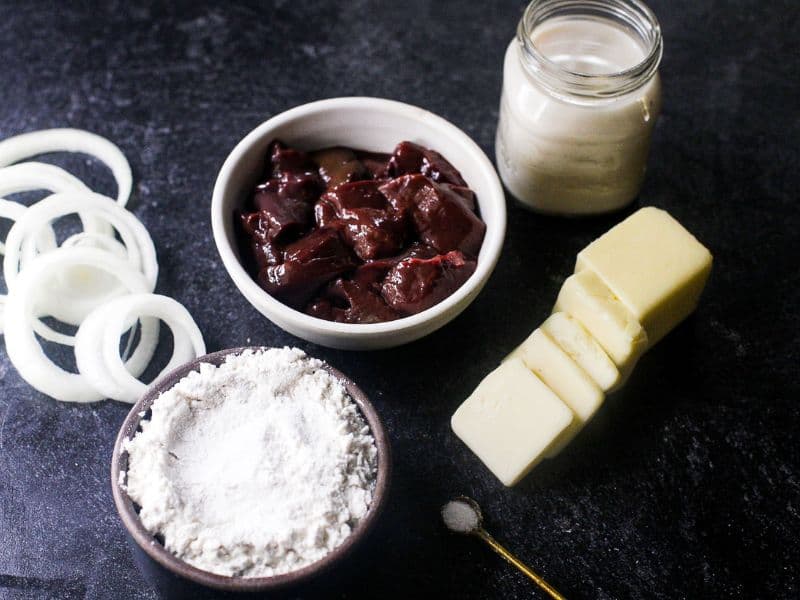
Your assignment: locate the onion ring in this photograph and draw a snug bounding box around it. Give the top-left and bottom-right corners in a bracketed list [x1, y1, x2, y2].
[3, 247, 151, 403]
[0, 162, 88, 197]
[74, 302, 161, 400]
[0, 198, 57, 257]
[4, 191, 157, 325]
[75, 294, 204, 404]
[0, 198, 57, 335]
[61, 231, 128, 257]
[0, 129, 132, 205]
[0, 162, 111, 235]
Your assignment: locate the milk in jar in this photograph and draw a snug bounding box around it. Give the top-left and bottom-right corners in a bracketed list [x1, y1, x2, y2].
[496, 0, 663, 215]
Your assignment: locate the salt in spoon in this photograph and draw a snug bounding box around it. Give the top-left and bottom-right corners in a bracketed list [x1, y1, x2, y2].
[441, 496, 566, 600]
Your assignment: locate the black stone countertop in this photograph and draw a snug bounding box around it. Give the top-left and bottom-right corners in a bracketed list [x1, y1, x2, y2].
[1, 1, 798, 598]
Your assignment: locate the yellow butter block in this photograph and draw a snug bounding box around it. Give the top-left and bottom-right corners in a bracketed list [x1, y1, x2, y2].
[508, 328, 605, 457]
[576, 206, 713, 345]
[554, 269, 648, 373]
[541, 312, 621, 392]
[451, 358, 574, 487]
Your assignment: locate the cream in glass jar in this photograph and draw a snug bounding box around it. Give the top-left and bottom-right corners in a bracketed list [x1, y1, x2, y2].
[495, 0, 663, 215]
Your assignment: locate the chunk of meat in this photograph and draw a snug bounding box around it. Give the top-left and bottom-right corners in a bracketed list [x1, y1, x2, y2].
[306, 278, 399, 324]
[240, 211, 286, 267]
[267, 140, 318, 178]
[319, 180, 387, 212]
[315, 180, 407, 261]
[381, 251, 477, 315]
[258, 228, 357, 308]
[443, 184, 477, 212]
[350, 243, 439, 290]
[311, 147, 370, 187]
[354, 150, 391, 179]
[249, 184, 313, 244]
[254, 173, 321, 209]
[385, 141, 467, 186]
[379, 174, 485, 257]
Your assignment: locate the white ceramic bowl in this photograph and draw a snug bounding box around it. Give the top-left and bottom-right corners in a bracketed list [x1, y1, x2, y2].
[211, 97, 506, 350]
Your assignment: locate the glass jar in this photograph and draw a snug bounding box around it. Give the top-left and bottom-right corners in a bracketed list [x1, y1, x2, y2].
[495, 0, 663, 215]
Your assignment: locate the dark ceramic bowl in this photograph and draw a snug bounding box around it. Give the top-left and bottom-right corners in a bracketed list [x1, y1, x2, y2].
[111, 347, 392, 597]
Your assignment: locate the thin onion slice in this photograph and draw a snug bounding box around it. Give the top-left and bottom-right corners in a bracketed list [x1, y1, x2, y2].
[0, 198, 57, 335]
[2, 226, 129, 344]
[4, 191, 157, 325]
[3, 247, 151, 403]
[75, 294, 205, 404]
[0, 162, 88, 196]
[0, 129, 132, 205]
[74, 302, 161, 398]
[0, 162, 110, 235]
[62, 231, 128, 257]
[0, 198, 57, 257]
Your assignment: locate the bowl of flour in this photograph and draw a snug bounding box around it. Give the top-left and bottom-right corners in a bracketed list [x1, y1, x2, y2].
[111, 346, 391, 594]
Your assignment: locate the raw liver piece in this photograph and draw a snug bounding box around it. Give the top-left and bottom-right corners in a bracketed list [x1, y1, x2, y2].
[319, 180, 388, 212]
[350, 243, 439, 290]
[381, 250, 476, 315]
[307, 278, 399, 324]
[311, 147, 370, 187]
[316, 180, 407, 261]
[250, 184, 313, 242]
[267, 140, 318, 178]
[380, 174, 485, 257]
[240, 211, 283, 267]
[385, 141, 467, 186]
[355, 150, 391, 179]
[258, 228, 357, 308]
[443, 184, 477, 211]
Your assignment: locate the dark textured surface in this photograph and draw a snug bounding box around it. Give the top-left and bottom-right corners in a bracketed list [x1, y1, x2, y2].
[0, 1, 798, 598]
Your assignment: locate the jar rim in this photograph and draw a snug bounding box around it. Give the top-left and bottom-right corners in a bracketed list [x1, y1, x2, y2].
[517, 0, 663, 100]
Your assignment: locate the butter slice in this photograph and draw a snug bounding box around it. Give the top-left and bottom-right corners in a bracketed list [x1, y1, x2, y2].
[554, 269, 648, 373]
[541, 312, 621, 392]
[576, 206, 713, 345]
[509, 329, 604, 423]
[508, 328, 604, 455]
[451, 358, 574, 487]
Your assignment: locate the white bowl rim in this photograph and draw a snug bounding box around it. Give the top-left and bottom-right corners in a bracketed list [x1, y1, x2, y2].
[211, 96, 506, 336]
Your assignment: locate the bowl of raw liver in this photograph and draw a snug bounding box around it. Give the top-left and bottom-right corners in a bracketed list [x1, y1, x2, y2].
[211, 96, 506, 350]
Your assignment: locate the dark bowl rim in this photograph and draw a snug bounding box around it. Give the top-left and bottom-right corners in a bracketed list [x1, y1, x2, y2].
[110, 346, 392, 593]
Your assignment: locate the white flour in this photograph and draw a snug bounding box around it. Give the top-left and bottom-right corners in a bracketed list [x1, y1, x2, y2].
[122, 347, 378, 577]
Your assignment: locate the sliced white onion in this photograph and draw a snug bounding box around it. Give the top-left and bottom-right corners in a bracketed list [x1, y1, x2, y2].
[74, 303, 161, 400]
[0, 209, 130, 344]
[0, 198, 57, 256]
[4, 191, 157, 325]
[3, 247, 151, 403]
[0, 162, 88, 196]
[75, 294, 205, 404]
[0, 198, 57, 335]
[0, 129, 132, 205]
[61, 231, 128, 257]
[0, 162, 111, 236]
[0, 128, 206, 406]
[50, 232, 130, 305]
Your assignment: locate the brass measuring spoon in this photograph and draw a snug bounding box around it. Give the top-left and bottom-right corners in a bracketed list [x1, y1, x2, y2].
[441, 496, 566, 600]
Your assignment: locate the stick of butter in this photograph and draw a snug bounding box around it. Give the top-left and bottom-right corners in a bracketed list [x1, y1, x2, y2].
[451, 206, 712, 487]
[576, 206, 713, 345]
[451, 358, 574, 487]
[554, 268, 648, 374]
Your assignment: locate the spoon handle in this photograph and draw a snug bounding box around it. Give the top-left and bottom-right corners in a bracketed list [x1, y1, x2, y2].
[475, 529, 566, 600]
